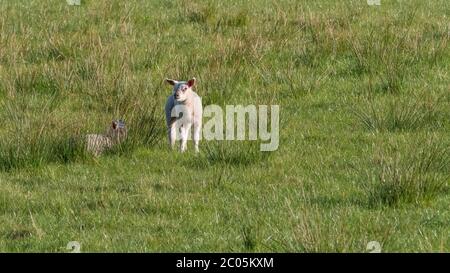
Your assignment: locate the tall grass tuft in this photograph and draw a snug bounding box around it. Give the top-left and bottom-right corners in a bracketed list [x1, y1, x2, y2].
[352, 96, 442, 132]
[0, 72, 163, 170]
[106, 101, 163, 156]
[0, 99, 87, 172]
[367, 137, 449, 207]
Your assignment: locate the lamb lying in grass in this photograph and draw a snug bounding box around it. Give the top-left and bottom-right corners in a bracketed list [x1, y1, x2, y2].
[165, 77, 203, 152]
[86, 120, 127, 156]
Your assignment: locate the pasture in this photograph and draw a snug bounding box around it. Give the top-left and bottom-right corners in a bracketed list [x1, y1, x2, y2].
[0, 0, 449, 252]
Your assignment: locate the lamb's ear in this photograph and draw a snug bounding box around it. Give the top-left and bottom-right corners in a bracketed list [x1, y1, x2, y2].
[187, 77, 196, 88]
[165, 78, 177, 86]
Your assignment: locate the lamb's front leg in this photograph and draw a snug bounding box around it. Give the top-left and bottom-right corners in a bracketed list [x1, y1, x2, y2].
[180, 123, 192, 152]
[193, 121, 201, 153]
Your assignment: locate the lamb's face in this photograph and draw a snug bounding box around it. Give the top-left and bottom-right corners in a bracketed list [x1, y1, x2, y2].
[108, 120, 127, 143]
[173, 83, 190, 102]
[166, 77, 196, 103]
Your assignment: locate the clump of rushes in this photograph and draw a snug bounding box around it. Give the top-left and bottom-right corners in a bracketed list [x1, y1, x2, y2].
[352, 95, 442, 132]
[368, 136, 449, 207]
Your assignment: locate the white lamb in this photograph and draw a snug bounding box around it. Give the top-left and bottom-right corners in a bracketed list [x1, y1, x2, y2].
[85, 120, 127, 156]
[164, 77, 202, 152]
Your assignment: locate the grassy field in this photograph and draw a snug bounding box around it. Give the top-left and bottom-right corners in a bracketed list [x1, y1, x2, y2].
[0, 0, 449, 252]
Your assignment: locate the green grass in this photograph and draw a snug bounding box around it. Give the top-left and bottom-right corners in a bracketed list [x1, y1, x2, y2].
[0, 0, 449, 252]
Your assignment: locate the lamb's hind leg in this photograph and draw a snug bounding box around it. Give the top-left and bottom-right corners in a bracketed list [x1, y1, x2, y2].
[168, 120, 177, 149]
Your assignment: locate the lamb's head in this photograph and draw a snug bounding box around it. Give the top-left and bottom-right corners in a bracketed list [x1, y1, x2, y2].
[107, 119, 127, 144]
[165, 77, 196, 102]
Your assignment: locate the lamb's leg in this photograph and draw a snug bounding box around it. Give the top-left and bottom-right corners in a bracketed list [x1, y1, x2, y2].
[180, 123, 191, 152]
[168, 120, 177, 149]
[193, 121, 201, 153]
